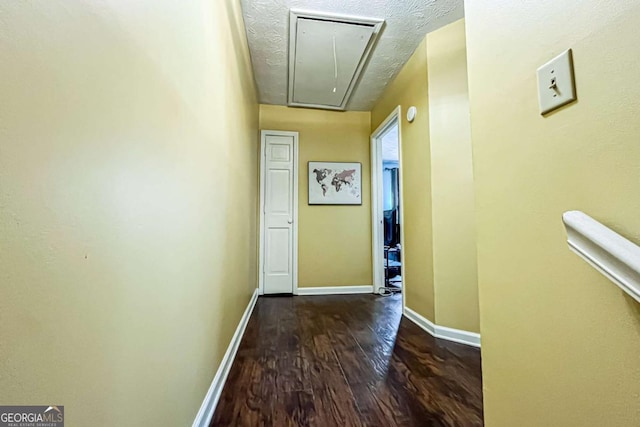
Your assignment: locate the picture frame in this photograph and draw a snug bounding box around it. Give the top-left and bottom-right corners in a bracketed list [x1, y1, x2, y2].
[308, 161, 362, 205]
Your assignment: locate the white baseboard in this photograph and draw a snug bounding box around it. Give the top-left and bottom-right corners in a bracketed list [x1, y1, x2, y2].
[403, 307, 481, 348]
[403, 306, 437, 336]
[296, 285, 374, 295]
[192, 288, 259, 427]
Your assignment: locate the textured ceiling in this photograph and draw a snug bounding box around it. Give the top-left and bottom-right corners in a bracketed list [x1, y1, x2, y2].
[240, 0, 464, 111]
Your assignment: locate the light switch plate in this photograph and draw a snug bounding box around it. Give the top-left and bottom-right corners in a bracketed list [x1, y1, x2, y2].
[537, 49, 576, 115]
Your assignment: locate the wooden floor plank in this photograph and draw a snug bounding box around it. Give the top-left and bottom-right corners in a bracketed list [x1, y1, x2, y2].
[210, 293, 483, 426]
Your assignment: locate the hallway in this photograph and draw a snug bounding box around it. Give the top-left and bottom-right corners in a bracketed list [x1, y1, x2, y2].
[211, 295, 483, 426]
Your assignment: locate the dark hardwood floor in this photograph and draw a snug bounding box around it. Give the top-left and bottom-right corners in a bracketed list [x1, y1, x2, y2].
[211, 294, 483, 427]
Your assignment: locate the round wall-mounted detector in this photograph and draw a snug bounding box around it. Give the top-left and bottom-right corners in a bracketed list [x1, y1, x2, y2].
[407, 106, 417, 123]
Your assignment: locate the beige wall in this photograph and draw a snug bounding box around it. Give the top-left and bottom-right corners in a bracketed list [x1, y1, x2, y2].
[465, 0, 640, 425]
[427, 20, 480, 333]
[0, 1, 258, 425]
[259, 105, 372, 288]
[371, 39, 435, 320]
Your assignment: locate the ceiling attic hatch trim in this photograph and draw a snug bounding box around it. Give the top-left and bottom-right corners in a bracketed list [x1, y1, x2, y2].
[288, 9, 384, 111]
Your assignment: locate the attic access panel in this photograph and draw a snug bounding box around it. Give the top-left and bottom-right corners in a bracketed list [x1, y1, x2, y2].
[288, 10, 384, 111]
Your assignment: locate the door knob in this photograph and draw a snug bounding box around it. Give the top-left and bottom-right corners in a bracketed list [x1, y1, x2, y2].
[288, 219, 293, 224]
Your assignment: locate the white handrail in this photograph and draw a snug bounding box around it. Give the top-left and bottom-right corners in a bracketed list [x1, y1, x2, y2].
[563, 211, 640, 303]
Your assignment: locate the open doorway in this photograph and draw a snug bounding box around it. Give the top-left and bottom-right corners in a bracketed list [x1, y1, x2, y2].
[371, 107, 403, 297]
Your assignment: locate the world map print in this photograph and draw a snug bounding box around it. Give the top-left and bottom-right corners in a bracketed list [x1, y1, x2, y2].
[308, 162, 362, 205]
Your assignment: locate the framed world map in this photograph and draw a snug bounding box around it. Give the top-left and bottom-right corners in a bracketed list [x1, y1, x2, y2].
[308, 161, 362, 205]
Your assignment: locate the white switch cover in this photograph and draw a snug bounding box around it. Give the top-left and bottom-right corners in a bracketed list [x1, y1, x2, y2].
[537, 49, 576, 115]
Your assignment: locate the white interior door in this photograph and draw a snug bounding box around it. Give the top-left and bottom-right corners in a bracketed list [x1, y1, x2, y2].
[261, 132, 297, 294]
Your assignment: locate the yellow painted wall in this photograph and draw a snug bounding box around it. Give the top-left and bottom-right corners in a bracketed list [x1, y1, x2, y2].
[0, 1, 258, 425]
[427, 20, 480, 333]
[465, 1, 640, 425]
[371, 39, 435, 320]
[259, 105, 372, 287]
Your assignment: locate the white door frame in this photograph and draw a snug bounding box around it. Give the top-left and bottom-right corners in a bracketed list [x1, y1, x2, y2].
[370, 106, 405, 308]
[258, 130, 299, 295]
